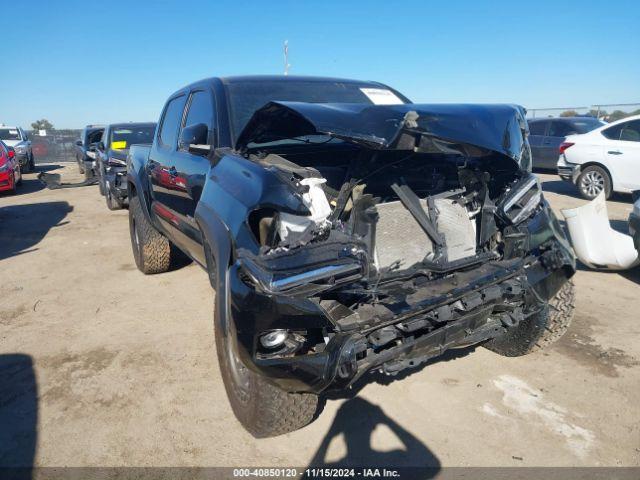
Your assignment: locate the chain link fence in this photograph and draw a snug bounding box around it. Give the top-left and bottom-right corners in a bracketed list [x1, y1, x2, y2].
[27, 129, 81, 164]
[527, 103, 640, 120]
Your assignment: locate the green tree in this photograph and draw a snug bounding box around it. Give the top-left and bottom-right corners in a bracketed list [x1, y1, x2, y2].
[559, 110, 579, 117]
[588, 109, 606, 118]
[31, 119, 55, 131]
[607, 110, 629, 122]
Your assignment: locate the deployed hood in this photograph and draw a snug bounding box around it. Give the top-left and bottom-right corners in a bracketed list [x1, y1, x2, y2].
[236, 102, 529, 164]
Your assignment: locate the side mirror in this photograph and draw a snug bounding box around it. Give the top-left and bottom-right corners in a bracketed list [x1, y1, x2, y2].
[75, 140, 83, 146]
[7, 147, 15, 159]
[179, 123, 210, 155]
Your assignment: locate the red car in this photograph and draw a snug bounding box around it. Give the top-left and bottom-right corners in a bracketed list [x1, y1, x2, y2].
[0, 140, 22, 194]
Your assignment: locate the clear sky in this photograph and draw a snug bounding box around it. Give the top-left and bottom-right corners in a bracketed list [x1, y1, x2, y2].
[1, 0, 638, 129]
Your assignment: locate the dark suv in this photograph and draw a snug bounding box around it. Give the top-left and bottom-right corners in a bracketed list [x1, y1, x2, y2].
[528, 116, 604, 169]
[95, 122, 155, 210]
[128, 76, 576, 437]
[74, 125, 104, 176]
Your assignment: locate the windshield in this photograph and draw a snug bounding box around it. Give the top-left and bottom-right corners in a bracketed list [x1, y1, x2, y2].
[109, 125, 155, 150]
[0, 128, 22, 141]
[571, 118, 606, 133]
[225, 80, 409, 142]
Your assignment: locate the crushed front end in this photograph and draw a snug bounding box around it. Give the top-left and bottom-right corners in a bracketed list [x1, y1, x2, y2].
[226, 103, 575, 394]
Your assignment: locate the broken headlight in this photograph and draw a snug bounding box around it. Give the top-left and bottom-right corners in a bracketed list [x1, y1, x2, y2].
[499, 174, 543, 224]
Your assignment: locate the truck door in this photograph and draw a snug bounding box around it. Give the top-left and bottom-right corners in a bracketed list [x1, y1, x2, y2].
[147, 93, 188, 239]
[166, 88, 216, 264]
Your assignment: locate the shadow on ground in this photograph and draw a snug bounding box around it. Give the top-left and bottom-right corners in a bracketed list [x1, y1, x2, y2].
[0, 354, 38, 478]
[305, 397, 440, 474]
[0, 201, 73, 261]
[542, 178, 634, 203]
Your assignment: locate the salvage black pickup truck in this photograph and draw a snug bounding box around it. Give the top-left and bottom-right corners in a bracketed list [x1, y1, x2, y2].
[127, 75, 576, 437]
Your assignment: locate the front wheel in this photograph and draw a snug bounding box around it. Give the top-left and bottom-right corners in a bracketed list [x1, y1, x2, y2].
[214, 290, 319, 437]
[484, 280, 575, 357]
[129, 194, 171, 274]
[577, 165, 611, 200]
[106, 188, 123, 211]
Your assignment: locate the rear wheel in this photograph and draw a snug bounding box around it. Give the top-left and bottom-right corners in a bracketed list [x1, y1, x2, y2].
[577, 165, 611, 200]
[484, 280, 575, 356]
[214, 281, 319, 437]
[129, 194, 171, 274]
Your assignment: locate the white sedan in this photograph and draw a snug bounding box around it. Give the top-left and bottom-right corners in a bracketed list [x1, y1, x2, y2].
[557, 114, 640, 199]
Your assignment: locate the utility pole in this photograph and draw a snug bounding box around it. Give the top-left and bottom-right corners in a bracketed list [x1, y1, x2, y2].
[283, 40, 290, 76]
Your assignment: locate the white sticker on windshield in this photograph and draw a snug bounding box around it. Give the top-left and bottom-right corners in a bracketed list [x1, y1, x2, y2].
[360, 88, 403, 105]
[9, 130, 18, 135]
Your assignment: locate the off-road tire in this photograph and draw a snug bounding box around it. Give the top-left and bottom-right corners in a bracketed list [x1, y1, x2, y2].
[214, 291, 319, 437]
[84, 166, 94, 181]
[129, 194, 171, 274]
[484, 280, 575, 357]
[577, 165, 611, 200]
[106, 189, 123, 211]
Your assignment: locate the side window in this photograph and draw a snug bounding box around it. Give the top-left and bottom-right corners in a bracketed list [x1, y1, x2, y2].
[159, 95, 187, 149]
[619, 120, 640, 142]
[548, 121, 577, 137]
[528, 121, 547, 136]
[603, 123, 624, 140]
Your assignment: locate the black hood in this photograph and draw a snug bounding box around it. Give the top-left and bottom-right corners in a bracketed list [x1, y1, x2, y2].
[236, 102, 529, 165]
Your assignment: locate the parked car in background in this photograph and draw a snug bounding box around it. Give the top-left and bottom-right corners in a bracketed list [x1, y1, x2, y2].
[528, 117, 604, 169]
[74, 125, 104, 175]
[95, 122, 156, 210]
[0, 125, 34, 172]
[127, 75, 575, 437]
[558, 114, 640, 199]
[0, 141, 22, 194]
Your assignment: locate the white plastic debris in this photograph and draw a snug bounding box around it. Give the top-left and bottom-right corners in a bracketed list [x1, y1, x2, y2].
[278, 177, 331, 242]
[561, 192, 639, 270]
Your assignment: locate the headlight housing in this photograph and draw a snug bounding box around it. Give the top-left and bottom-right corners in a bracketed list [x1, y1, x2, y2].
[498, 174, 543, 224]
[14, 145, 26, 154]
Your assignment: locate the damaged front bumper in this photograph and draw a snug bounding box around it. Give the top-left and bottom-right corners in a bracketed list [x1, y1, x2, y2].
[228, 204, 575, 394]
[105, 167, 128, 200]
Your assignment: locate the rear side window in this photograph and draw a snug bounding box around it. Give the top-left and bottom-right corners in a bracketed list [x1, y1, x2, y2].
[159, 95, 187, 149]
[548, 121, 578, 137]
[603, 120, 640, 142]
[528, 121, 547, 136]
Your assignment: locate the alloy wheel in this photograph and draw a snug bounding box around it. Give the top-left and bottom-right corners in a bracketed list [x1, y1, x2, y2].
[580, 170, 605, 198]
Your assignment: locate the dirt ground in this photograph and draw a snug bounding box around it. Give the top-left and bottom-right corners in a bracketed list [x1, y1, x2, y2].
[1, 163, 639, 469]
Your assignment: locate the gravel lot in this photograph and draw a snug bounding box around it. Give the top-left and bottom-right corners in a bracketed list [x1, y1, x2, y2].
[1, 163, 639, 468]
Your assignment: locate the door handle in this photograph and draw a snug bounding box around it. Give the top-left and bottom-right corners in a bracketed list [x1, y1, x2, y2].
[608, 150, 623, 155]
